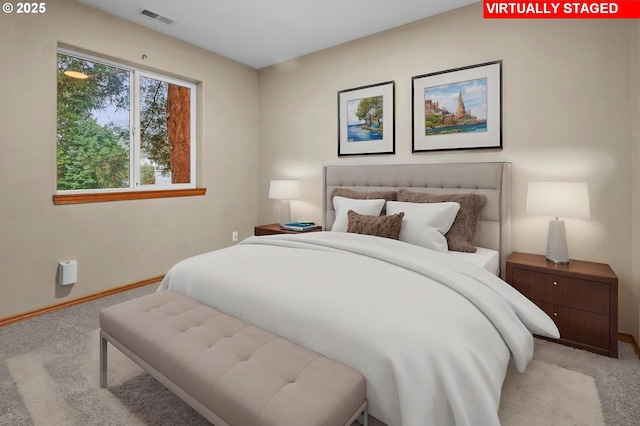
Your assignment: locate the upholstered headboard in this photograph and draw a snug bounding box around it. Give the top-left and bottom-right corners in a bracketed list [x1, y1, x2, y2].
[323, 162, 512, 278]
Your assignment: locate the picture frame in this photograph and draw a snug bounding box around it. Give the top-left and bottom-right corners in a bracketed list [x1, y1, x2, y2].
[412, 61, 502, 153]
[338, 81, 395, 156]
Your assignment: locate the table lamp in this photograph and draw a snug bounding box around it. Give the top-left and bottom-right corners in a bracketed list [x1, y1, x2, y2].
[269, 180, 300, 226]
[526, 182, 590, 264]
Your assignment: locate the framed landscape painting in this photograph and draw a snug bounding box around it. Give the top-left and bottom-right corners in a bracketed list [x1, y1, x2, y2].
[412, 61, 502, 152]
[338, 81, 395, 156]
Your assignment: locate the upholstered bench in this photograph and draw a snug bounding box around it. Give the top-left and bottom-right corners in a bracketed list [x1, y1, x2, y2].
[99, 290, 367, 426]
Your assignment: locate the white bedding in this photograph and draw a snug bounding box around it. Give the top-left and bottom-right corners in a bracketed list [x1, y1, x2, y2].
[446, 247, 501, 275]
[159, 232, 558, 426]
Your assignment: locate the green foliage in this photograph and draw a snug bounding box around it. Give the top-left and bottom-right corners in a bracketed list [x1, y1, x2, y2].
[57, 53, 179, 189]
[356, 96, 383, 127]
[425, 113, 442, 130]
[57, 55, 129, 121]
[57, 119, 129, 189]
[140, 77, 170, 176]
[140, 164, 156, 185]
[56, 54, 130, 190]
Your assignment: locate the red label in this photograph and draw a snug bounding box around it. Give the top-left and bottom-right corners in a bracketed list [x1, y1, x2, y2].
[483, 1, 640, 18]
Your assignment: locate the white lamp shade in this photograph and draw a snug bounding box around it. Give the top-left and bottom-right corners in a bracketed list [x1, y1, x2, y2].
[269, 180, 300, 200]
[526, 182, 590, 219]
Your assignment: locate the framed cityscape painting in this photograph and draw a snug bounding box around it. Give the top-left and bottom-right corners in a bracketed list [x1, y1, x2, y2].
[338, 81, 395, 156]
[412, 61, 502, 152]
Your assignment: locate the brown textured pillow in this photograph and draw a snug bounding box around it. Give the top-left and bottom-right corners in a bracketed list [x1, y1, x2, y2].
[330, 188, 397, 213]
[346, 210, 404, 240]
[397, 189, 487, 252]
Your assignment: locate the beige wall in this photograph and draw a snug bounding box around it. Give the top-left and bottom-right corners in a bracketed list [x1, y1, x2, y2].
[258, 4, 639, 338]
[0, 0, 259, 318]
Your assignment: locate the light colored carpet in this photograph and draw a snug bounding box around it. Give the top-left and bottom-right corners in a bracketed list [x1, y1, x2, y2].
[0, 284, 636, 425]
[2, 328, 605, 426]
[499, 359, 604, 426]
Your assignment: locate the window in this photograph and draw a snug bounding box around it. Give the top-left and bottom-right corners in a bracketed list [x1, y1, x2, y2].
[56, 48, 196, 196]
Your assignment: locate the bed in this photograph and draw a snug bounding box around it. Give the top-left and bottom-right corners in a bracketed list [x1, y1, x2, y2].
[159, 162, 559, 426]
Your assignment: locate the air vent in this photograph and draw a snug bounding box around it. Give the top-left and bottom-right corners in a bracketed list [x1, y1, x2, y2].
[137, 8, 175, 25]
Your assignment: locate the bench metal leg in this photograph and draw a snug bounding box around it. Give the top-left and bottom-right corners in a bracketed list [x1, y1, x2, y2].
[357, 402, 368, 426]
[100, 333, 107, 389]
[363, 403, 368, 426]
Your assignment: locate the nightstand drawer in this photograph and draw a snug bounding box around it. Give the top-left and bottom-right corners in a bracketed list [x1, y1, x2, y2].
[537, 302, 610, 349]
[511, 267, 609, 314]
[510, 267, 552, 301]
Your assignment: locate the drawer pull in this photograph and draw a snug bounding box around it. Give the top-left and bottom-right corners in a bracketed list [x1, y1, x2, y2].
[553, 312, 558, 316]
[553, 281, 558, 286]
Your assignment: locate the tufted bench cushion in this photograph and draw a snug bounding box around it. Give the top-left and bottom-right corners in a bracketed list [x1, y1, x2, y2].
[99, 290, 367, 426]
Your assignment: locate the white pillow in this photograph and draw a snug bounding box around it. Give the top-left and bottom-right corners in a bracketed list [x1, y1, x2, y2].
[331, 196, 386, 232]
[386, 201, 460, 251]
[405, 225, 449, 252]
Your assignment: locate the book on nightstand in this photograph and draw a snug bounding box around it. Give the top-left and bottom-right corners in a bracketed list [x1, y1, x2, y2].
[281, 222, 322, 232]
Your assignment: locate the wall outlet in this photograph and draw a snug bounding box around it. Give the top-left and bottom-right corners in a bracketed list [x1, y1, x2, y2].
[232, 231, 238, 242]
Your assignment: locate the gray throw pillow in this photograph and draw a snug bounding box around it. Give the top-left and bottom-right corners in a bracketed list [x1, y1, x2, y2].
[346, 210, 404, 240]
[397, 189, 487, 252]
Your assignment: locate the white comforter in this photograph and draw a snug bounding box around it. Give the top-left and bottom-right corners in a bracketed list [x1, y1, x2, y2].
[159, 232, 559, 426]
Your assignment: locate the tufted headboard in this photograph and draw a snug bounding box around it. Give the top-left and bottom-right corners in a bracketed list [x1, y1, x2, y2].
[323, 162, 512, 278]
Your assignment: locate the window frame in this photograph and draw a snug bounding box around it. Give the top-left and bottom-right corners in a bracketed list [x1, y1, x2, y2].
[55, 47, 198, 200]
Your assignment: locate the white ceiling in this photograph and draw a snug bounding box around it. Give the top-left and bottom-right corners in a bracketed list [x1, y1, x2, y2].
[77, 0, 477, 69]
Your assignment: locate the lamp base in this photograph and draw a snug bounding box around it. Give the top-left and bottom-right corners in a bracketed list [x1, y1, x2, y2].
[279, 200, 291, 226]
[546, 219, 570, 264]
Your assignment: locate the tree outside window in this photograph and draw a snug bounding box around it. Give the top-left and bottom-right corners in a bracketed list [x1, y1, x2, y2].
[56, 49, 195, 192]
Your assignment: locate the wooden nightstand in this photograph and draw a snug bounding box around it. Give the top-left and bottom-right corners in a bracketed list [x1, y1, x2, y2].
[506, 252, 618, 358]
[254, 223, 322, 236]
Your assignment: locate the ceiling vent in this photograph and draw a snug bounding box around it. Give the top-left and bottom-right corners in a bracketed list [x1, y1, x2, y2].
[137, 8, 176, 25]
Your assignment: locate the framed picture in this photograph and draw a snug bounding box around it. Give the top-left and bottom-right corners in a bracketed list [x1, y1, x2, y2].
[338, 81, 395, 156]
[412, 61, 502, 153]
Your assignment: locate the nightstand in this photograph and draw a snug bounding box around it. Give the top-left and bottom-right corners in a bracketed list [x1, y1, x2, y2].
[506, 252, 618, 358]
[254, 223, 322, 236]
